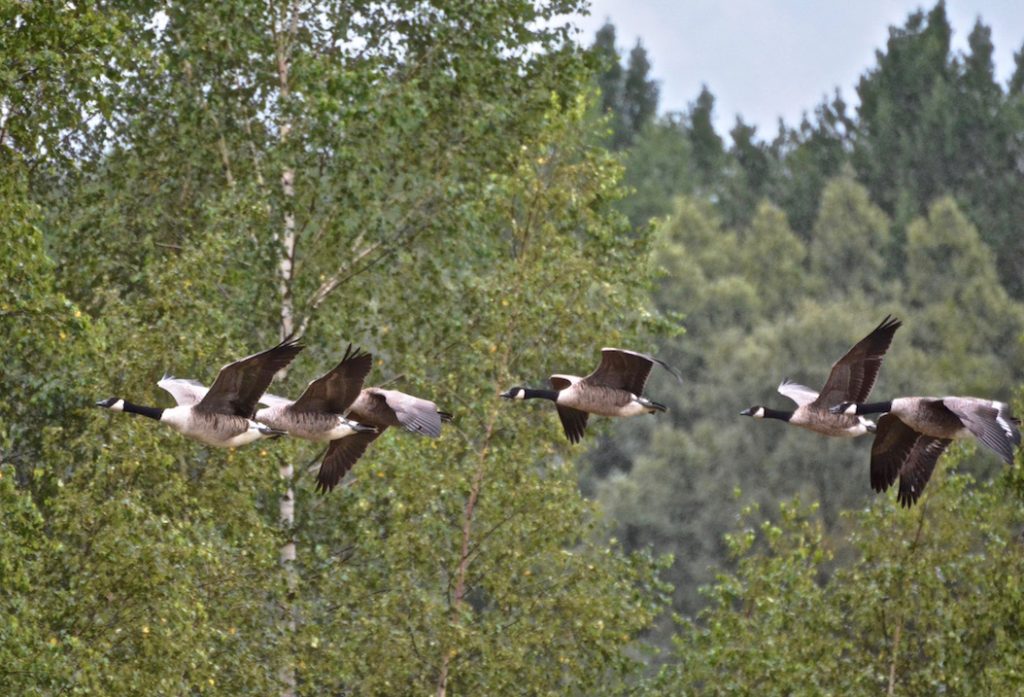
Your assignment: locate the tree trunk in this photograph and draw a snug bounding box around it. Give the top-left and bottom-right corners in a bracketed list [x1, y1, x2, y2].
[274, 6, 300, 696]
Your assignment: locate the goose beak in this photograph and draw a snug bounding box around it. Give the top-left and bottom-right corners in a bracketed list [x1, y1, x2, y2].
[353, 422, 378, 434]
[739, 407, 754, 417]
[500, 390, 514, 400]
[258, 426, 289, 438]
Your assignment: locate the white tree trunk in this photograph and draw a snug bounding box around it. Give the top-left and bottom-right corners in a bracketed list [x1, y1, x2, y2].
[275, 7, 299, 696]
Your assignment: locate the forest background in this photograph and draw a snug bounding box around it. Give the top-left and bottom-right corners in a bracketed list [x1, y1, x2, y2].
[2, 1, 1023, 694]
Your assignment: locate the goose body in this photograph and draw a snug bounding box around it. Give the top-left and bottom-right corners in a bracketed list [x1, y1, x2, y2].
[96, 337, 304, 447]
[259, 356, 452, 492]
[347, 387, 452, 436]
[501, 348, 681, 443]
[833, 396, 1021, 506]
[740, 315, 902, 438]
[254, 345, 381, 492]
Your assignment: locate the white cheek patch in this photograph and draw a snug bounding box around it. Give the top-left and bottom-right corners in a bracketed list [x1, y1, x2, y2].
[111, 399, 126, 412]
[516, 391, 526, 400]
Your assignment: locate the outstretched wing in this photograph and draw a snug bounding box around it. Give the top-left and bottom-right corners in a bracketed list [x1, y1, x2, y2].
[815, 315, 902, 408]
[870, 414, 950, 507]
[292, 344, 373, 414]
[157, 375, 209, 406]
[380, 389, 446, 437]
[315, 430, 383, 493]
[943, 398, 1021, 465]
[777, 379, 818, 407]
[197, 336, 304, 417]
[555, 405, 589, 444]
[584, 348, 681, 395]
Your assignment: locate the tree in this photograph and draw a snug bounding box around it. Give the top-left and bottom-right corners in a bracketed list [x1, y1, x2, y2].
[656, 467, 1024, 695]
[809, 172, 892, 295]
[687, 86, 725, 190]
[619, 41, 659, 145]
[617, 115, 697, 228]
[592, 22, 624, 128]
[3, 2, 673, 693]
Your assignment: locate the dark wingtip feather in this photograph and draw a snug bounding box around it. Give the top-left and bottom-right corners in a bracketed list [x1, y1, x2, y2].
[438, 411, 454, 422]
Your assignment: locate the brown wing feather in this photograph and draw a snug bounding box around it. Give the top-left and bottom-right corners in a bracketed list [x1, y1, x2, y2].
[870, 414, 918, 493]
[814, 315, 901, 408]
[549, 376, 575, 391]
[197, 337, 304, 417]
[555, 405, 589, 444]
[315, 430, 384, 493]
[896, 437, 952, 507]
[583, 349, 644, 394]
[870, 414, 950, 506]
[292, 344, 372, 414]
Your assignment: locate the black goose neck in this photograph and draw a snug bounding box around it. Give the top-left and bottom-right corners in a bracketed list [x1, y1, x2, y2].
[855, 400, 892, 415]
[522, 388, 559, 401]
[123, 401, 165, 421]
[762, 408, 793, 422]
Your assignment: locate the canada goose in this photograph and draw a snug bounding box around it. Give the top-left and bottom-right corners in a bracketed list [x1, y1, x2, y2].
[260, 369, 453, 492]
[253, 344, 379, 492]
[500, 348, 681, 443]
[831, 397, 1021, 506]
[739, 315, 902, 437]
[96, 337, 303, 447]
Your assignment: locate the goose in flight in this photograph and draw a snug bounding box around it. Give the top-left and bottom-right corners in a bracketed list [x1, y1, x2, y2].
[501, 348, 681, 443]
[832, 396, 1020, 506]
[740, 315, 902, 437]
[254, 344, 379, 492]
[96, 337, 303, 447]
[259, 351, 453, 492]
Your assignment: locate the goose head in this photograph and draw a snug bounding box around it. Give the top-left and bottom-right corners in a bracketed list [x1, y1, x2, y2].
[501, 387, 527, 400]
[96, 397, 125, 411]
[739, 406, 766, 418]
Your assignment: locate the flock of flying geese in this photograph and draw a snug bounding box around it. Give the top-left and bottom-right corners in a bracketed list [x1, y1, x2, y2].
[97, 316, 1020, 506]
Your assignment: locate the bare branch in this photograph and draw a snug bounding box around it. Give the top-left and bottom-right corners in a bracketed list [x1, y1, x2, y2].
[217, 134, 235, 186]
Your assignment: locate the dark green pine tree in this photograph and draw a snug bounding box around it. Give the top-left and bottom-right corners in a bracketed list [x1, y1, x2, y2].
[1009, 41, 1024, 95]
[687, 85, 725, 190]
[771, 91, 854, 238]
[853, 2, 953, 214]
[617, 40, 659, 147]
[718, 117, 772, 225]
[591, 22, 624, 140]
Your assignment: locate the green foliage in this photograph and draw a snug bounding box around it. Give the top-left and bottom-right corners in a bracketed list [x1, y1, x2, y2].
[657, 466, 1024, 695]
[616, 115, 697, 229]
[593, 184, 1023, 620]
[588, 8, 1024, 634]
[0, 1, 135, 165]
[588, 25, 658, 149]
[808, 172, 891, 294]
[2, 2, 671, 694]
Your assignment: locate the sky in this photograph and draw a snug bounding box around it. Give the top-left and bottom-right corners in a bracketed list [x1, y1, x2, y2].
[571, 1, 1024, 138]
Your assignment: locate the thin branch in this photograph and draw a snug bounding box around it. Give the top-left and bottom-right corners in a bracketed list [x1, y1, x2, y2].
[217, 134, 235, 186]
[435, 410, 498, 697]
[887, 502, 929, 696]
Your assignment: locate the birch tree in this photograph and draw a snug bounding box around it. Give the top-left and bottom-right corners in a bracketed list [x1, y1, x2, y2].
[4, 1, 671, 694]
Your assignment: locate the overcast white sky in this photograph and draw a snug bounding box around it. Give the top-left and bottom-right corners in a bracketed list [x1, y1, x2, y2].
[571, 1, 1024, 137]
